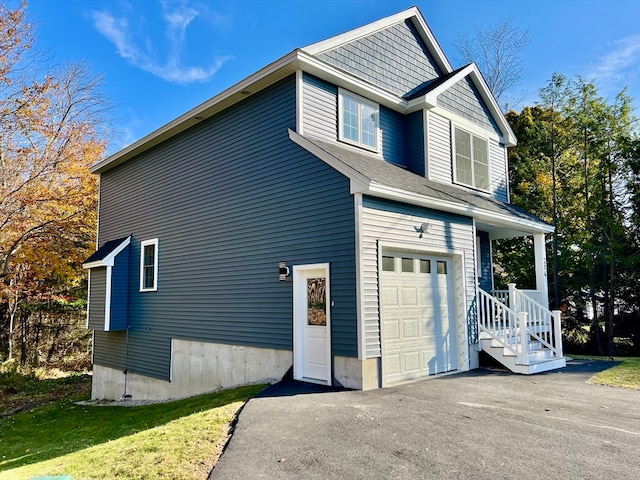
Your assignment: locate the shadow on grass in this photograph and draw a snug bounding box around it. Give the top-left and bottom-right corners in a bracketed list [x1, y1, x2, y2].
[0, 383, 264, 472]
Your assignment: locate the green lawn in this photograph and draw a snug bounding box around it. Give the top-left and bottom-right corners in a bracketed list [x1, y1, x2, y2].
[586, 357, 640, 390]
[0, 384, 264, 480]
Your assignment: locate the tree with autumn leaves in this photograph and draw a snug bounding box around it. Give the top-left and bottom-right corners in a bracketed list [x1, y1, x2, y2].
[0, 2, 108, 364]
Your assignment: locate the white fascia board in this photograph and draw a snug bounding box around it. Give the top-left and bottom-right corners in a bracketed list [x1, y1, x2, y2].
[288, 129, 371, 193]
[83, 236, 131, 269]
[303, 7, 420, 55]
[367, 183, 554, 234]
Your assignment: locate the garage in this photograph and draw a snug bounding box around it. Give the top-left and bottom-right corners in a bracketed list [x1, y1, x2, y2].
[380, 251, 457, 386]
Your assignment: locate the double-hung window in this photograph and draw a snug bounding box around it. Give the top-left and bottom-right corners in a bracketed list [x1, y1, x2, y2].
[454, 127, 490, 191]
[338, 89, 379, 151]
[140, 238, 158, 292]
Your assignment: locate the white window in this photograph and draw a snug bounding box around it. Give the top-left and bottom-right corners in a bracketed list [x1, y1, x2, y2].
[454, 127, 489, 191]
[338, 89, 378, 151]
[140, 238, 158, 292]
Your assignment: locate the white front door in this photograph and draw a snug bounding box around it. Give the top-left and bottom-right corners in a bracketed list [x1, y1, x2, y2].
[293, 263, 331, 384]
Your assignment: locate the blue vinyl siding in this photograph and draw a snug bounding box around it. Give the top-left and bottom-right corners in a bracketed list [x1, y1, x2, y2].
[94, 76, 357, 380]
[109, 247, 130, 330]
[318, 20, 442, 97]
[406, 111, 425, 176]
[302, 74, 408, 166]
[477, 230, 493, 292]
[380, 106, 406, 167]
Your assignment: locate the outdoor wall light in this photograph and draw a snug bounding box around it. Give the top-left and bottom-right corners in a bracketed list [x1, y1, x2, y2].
[279, 261, 290, 281]
[414, 222, 429, 238]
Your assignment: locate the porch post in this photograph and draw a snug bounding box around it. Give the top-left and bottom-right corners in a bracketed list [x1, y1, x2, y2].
[533, 233, 549, 309]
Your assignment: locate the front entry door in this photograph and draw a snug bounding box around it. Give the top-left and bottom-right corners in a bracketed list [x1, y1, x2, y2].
[293, 263, 331, 384]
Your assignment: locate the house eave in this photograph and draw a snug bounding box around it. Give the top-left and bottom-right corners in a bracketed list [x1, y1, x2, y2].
[367, 183, 553, 235]
[83, 236, 131, 269]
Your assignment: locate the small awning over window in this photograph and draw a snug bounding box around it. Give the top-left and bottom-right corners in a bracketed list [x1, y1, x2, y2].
[83, 236, 131, 268]
[83, 236, 131, 331]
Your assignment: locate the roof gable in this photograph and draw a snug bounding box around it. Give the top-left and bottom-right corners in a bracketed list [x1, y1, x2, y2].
[302, 7, 452, 98]
[83, 236, 131, 268]
[406, 63, 516, 145]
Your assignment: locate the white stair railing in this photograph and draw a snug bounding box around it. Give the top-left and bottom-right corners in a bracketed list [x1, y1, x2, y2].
[477, 289, 527, 364]
[480, 284, 564, 365]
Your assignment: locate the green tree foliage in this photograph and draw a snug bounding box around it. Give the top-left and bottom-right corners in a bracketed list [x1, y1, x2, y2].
[498, 74, 640, 355]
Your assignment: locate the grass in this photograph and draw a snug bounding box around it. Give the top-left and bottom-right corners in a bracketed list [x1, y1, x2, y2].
[0, 381, 264, 480]
[570, 355, 640, 390]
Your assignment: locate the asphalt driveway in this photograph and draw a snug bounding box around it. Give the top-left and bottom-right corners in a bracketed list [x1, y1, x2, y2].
[211, 359, 640, 480]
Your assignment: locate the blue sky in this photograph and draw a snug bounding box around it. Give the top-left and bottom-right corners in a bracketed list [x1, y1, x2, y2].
[26, 0, 640, 154]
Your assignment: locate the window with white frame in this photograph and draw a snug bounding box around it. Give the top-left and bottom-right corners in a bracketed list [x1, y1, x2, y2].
[454, 127, 490, 191]
[140, 238, 158, 292]
[338, 89, 378, 151]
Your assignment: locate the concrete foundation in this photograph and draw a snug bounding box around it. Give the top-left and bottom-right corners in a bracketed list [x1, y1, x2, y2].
[333, 356, 380, 390]
[91, 339, 292, 401]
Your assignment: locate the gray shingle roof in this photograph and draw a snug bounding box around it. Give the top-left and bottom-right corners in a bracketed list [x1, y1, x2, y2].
[296, 133, 551, 230]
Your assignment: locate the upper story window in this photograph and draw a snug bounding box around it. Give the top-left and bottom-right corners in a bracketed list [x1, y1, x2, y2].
[140, 238, 158, 292]
[338, 89, 378, 151]
[453, 126, 489, 191]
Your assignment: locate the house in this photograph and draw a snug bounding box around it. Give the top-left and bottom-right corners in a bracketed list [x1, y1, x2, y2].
[83, 7, 565, 401]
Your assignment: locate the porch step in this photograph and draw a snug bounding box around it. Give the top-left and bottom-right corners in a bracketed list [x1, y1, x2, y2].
[479, 338, 566, 375]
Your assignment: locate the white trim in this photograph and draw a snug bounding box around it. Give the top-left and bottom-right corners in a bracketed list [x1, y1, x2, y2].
[86, 271, 91, 329]
[83, 236, 131, 269]
[475, 235, 482, 278]
[104, 266, 112, 331]
[293, 263, 331, 384]
[296, 69, 304, 135]
[139, 238, 159, 292]
[338, 88, 379, 152]
[169, 339, 174, 383]
[354, 193, 365, 360]
[452, 124, 492, 194]
[423, 109, 430, 179]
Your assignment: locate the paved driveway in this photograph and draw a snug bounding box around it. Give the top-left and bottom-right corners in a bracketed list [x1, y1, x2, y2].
[211, 360, 640, 480]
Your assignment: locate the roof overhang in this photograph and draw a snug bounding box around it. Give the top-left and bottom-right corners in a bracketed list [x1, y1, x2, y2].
[367, 183, 553, 238]
[83, 236, 131, 269]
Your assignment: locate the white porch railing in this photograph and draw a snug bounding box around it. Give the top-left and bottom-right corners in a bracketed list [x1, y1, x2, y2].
[478, 284, 563, 367]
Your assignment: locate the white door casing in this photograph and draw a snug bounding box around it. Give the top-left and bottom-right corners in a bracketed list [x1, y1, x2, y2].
[293, 263, 331, 384]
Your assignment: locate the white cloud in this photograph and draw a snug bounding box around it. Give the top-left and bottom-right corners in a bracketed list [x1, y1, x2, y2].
[91, 1, 232, 84]
[587, 34, 640, 96]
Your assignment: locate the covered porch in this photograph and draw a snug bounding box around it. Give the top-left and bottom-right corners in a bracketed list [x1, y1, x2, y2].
[475, 218, 565, 374]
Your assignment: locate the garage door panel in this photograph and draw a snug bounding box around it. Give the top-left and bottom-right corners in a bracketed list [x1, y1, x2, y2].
[381, 253, 457, 386]
[381, 286, 399, 305]
[383, 318, 401, 340]
[400, 287, 418, 306]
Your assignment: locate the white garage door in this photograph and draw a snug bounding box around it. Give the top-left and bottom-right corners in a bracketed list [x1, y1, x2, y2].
[380, 252, 457, 386]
